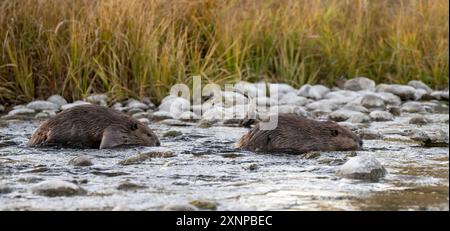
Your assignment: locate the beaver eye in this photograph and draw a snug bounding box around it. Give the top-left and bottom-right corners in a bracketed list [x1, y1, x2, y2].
[130, 123, 138, 131]
[331, 129, 339, 137]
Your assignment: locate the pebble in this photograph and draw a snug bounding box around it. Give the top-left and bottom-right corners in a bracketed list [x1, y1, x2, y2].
[337, 155, 387, 181]
[369, 111, 394, 121]
[31, 180, 86, 197]
[68, 155, 93, 166]
[344, 77, 376, 91]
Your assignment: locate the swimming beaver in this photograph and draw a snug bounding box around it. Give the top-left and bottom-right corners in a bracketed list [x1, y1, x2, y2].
[28, 104, 160, 149]
[235, 114, 362, 154]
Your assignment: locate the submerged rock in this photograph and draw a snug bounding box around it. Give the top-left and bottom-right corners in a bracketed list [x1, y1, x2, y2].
[337, 155, 387, 181]
[162, 204, 198, 211]
[31, 180, 86, 197]
[344, 77, 376, 92]
[69, 155, 93, 167]
[117, 182, 147, 191]
[190, 200, 218, 210]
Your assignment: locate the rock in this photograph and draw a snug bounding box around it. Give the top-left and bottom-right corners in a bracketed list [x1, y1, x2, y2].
[117, 182, 147, 191]
[161, 119, 190, 126]
[408, 80, 432, 94]
[255, 96, 277, 107]
[138, 118, 150, 125]
[151, 111, 174, 121]
[221, 91, 248, 107]
[85, 94, 108, 106]
[26, 101, 58, 111]
[401, 102, 425, 113]
[359, 129, 383, 140]
[376, 92, 402, 106]
[298, 84, 330, 100]
[234, 81, 261, 97]
[158, 97, 190, 118]
[162, 204, 198, 211]
[329, 110, 370, 123]
[202, 107, 225, 121]
[132, 112, 149, 119]
[387, 106, 401, 116]
[179, 111, 201, 121]
[343, 77, 376, 91]
[127, 107, 144, 115]
[142, 97, 156, 109]
[279, 93, 308, 106]
[7, 108, 35, 116]
[47, 95, 67, 107]
[126, 99, 149, 110]
[244, 163, 258, 171]
[34, 110, 57, 119]
[361, 95, 385, 110]
[337, 155, 387, 181]
[306, 99, 341, 112]
[118, 151, 176, 165]
[410, 130, 431, 142]
[61, 101, 90, 110]
[268, 105, 310, 118]
[414, 89, 428, 101]
[342, 103, 369, 113]
[369, 111, 394, 121]
[163, 131, 182, 138]
[31, 180, 86, 197]
[303, 151, 321, 159]
[432, 103, 449, 114]
[68, 155, 93, 166]
[189, 200, 218, 210]
[0, 104, 5, 113]
[430, 91, 449, 101]
[376, 84, 416, 100]
[409, 116, 431, 125]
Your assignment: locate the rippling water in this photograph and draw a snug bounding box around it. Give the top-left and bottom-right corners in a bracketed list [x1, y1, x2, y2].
[0, 114, 448, 211]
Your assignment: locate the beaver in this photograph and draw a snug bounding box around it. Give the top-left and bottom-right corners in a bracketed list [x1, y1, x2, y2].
[235, 113, 362, 154]
[27, 104, 160, 149]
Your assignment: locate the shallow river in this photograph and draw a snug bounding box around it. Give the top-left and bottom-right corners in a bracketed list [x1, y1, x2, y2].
[0, 114, 448, 211]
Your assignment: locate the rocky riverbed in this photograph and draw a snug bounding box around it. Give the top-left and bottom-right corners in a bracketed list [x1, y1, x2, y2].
[0, 78, 448, 210]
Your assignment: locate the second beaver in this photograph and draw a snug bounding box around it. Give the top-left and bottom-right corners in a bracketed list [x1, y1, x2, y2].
[235, 113, 362, 154]
[28, 104, 160, 149]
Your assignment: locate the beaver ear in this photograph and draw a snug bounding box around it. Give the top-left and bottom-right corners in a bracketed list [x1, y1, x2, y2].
[130, 122, 138, 131]
[100, 127, 123, 149]
[331, 129, 339, 137]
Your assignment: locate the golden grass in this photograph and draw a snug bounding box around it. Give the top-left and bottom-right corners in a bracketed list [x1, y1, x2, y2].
[0, 0, 448, 104]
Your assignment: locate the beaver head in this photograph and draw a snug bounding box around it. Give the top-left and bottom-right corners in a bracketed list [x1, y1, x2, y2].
[235, 113, 362, 154]
[100, 119, 160, 149]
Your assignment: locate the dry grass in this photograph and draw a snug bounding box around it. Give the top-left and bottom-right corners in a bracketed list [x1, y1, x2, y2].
[0, 0, 448, 104]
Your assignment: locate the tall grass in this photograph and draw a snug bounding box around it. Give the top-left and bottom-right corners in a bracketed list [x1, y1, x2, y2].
[0, 0, 448, 104]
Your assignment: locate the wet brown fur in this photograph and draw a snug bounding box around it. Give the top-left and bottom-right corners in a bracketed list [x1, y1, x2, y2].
[27, 105, 160, 149]
[235, 114, 362, 154]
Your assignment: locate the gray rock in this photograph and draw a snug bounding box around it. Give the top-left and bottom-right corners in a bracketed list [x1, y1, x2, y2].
[138, 118, 150, 125]
[414, 89, 428, 101]
[401, 102, 425, 113]
[127, 99, 149, 110]
[69, 155, 93, 166]
[432, 103, 449, 114]
[158, 97, 190, 118]
[359, 129, 383, 140]
[430, 91, 449, 101]
[376, 84, 416, 100]
[361, 95, 385, 110]
[347, 113, 371, 123]
[298, 84, 330, 100]
[7, 108, 36, 116]
[47, 95, 68, 107]
[342, 103, 369, 113]
[369, 111, 394, 121]
[269, 105, 310, 118]
[35, 111, 56, 119]
[61, 101, 90, 110]
[329, 110, 370, 123]
[132, 112, 149, 119]
[408, 80, 432, 94]
[410, 129, 431, 142]
[306, 99, 341, 112]
[337, 155, 387, 181]
[179, 111, 201, 121]
[85, 94, 108, 106]
[142, 97, 156, 109]
[31, 180, 86, 197]
[409, 116, 431, 125]
[387, 106, 401, 116]
[161, 119, 190, 126]
[0, 104, 5, 113]
[127, 107, 144, 115]
[151, 111, 174, 121]
[117, 182, 147, 191]
[344, 77, 376, 91]
[162, 204, 198, 211]
[279, 93, 308, 106]
[27, 101, 58, 111]
[376, 92, 402, 106]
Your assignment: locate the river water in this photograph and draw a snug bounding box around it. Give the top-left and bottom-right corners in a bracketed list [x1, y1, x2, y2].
[0, 114, 448, 211]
